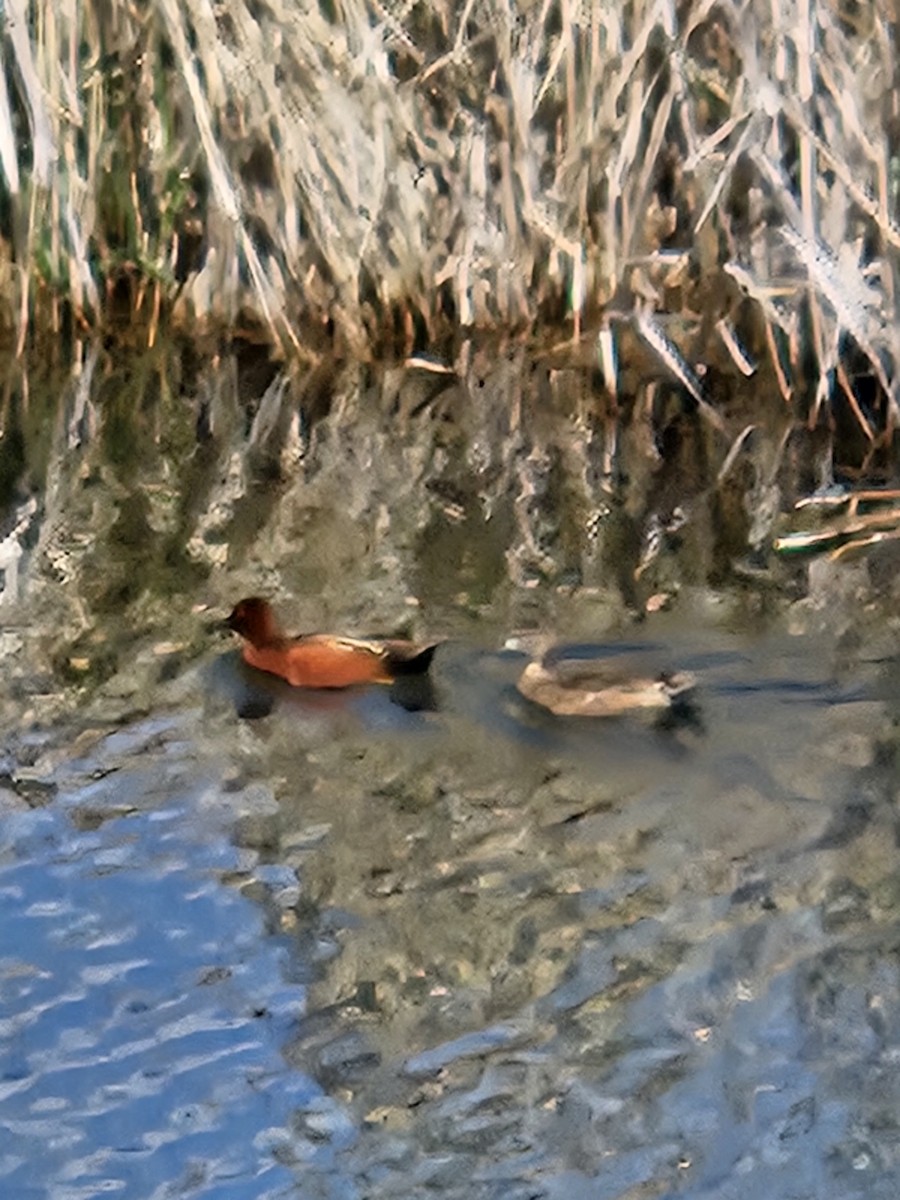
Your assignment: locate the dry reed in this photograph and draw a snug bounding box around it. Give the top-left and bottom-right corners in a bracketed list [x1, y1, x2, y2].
[0, 0, 898, 441]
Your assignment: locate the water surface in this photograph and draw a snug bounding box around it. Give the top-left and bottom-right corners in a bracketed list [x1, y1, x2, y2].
[2, 349, 899, 1198]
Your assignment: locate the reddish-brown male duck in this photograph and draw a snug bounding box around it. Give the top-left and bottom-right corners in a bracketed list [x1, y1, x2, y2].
[225, 596, 438, 689]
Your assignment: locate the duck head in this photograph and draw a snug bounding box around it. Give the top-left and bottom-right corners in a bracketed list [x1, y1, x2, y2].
[225, 597, 281, 645]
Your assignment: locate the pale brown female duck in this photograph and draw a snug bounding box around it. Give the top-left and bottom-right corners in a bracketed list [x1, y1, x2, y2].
[514, 645, 696, 717]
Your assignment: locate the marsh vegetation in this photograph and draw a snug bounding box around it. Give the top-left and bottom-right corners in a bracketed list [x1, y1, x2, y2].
[0, 0, 898, 478]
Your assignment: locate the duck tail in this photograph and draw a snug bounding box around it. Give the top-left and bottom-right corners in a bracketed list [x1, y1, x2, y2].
[385, 642, 440, 677]
[660, 670, 696, 700]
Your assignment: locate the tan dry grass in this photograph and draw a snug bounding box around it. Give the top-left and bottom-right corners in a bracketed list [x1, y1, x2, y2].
[0, 0, 898, 430]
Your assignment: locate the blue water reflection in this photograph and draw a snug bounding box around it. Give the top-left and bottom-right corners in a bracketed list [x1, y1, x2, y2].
[0, 758, 346, 1200]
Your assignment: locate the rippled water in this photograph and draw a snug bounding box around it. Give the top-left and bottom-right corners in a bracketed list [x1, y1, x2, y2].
[2, 352, 900, 1197]
[3, 617, 899, 1199]
[0, 715, 317, 1199]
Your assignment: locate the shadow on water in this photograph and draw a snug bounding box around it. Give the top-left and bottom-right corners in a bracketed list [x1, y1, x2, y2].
[2, 348, 900, 1199]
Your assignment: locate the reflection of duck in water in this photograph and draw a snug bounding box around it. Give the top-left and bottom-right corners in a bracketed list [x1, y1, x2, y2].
[225, 597, 439, 689]
[512, 639, 696, 718]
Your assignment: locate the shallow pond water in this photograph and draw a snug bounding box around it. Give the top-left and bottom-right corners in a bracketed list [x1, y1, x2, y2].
[2, 350, 900, 1198]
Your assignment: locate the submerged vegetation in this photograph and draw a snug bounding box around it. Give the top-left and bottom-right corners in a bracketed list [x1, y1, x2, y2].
[2, 338, 895, 714]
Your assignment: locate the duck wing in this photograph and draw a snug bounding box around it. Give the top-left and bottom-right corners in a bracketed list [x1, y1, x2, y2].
[318, 635, 439, 677]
